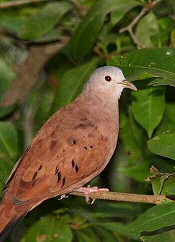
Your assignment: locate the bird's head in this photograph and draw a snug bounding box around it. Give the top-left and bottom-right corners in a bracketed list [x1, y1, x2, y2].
[86, 66, 137, 98]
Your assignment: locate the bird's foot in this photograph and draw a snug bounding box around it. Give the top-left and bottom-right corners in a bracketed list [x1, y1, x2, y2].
[76, 185, 109, 204]
[58, 194, 69, 200]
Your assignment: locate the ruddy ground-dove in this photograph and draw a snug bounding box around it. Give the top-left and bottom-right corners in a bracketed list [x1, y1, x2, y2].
[0, 66, 136, 241]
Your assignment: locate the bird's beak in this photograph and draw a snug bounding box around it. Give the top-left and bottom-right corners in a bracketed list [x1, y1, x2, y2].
[121, 79, 137, 91]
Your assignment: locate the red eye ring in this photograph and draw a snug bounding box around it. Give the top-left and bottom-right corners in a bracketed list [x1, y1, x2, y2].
[105, 76, 111, 82]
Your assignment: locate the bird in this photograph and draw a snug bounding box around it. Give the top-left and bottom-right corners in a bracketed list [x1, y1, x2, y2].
[0, 66, 137, 241]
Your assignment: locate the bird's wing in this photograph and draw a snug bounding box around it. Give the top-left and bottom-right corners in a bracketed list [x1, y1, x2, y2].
[4, 103, 112, 204]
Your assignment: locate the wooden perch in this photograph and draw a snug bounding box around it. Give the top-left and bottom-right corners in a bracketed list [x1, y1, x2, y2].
[70, 190, 173, 205]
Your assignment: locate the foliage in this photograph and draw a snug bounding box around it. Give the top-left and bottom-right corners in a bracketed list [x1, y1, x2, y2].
[1, 0, 175, 241]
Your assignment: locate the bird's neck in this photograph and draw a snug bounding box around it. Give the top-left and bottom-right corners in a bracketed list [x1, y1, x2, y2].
[76, 87, 120, 139]
[78, 87, 119, 122]
[81, 84, 120, 112]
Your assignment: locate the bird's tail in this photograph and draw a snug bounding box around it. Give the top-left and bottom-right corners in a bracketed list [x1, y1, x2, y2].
[0, 214, 26, 242]
[0, 199, 27, 242]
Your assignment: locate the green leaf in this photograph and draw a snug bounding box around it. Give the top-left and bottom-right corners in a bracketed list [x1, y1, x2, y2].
[152, 17, 174, 47]
[121, 161, 151, 182]
[0, 105, 17, 119]
[75, 228, 101, 242]
[108, 48, 175, 87]
[0, 16, 24, 36]
[94, 227, 117, 242]
[50, 58, 99, 114]
[110, 2, 142, 26]
[0, 122, 19, 160]
[29, 30, 61, 43]
[131, 87, 165, 138]
[155, 102, 175, 136]
[0, 122, 19, 190]
[22, 2, 72, 40]
[148, 133, 175, 160]
[141, 229, 175, 242]
[0, 58, 15, 101]
[171, 27, 175, 47]
[119, 106, 144, 164]
[94, 203, 139, 218]
[136, 12, 159, 47]
[0, 58, 17, 117]
[0, 159, 14, 193]
[148, 172, 175, 195]
[23, 215, 73, 242]
[69, 0, 141, 60]
[32, 86, 56, 133]
[130, 203, 175, 236]
[98, 222, 139, 240]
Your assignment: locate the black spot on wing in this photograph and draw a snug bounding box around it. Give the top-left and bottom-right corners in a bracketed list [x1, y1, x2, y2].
[61, 177, 66, 188]
[32, 171, 38, 180]
[71, 159, 79, 173]
[38, 165, 42, 171]
[55, 166, 59, 175]
[75, 164, 79, 173]
[55, 166, 62, 183]
[73, 139, 77, 145]
[57, 172, 62, 183]
[67, 137, 78, 146]
[72, 159, 75, 168]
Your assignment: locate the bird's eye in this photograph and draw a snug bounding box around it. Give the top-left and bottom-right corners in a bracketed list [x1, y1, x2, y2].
[105, 76, 111, 82]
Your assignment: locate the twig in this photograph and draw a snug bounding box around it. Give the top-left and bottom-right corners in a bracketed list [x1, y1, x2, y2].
[120, 7, 149, 47]
[70, 190, 172, 205]
[119, 0, 161, 48]
[0, 0, 46, 9]
[70, 0, 87, 17]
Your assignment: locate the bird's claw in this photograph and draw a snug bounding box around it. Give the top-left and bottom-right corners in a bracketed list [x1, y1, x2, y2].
[76, 185, 109, 204]
[58, 194, 69, 200]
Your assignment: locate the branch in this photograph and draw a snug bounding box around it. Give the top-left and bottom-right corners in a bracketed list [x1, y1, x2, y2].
[23, 103, 37, 147]
[70, 190, 172, 205]
[119, 0, 161, 48]
[1, 37, 70, 107]
[0, 0, 47, 9]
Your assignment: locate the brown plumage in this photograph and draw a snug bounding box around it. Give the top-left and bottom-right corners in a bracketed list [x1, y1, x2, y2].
[0, 66, 136, 241]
